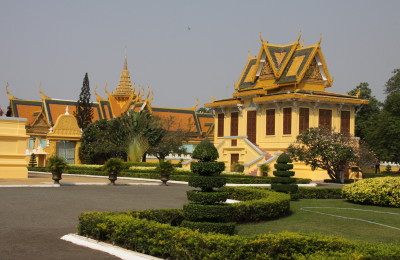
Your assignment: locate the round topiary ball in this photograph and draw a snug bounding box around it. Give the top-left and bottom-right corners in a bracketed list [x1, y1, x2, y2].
[192, 140, 219, 162]
[276, 153, 292, 164]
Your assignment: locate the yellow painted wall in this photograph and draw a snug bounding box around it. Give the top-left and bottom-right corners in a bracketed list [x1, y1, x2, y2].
[0, 117, 29, 178]
[212, 100, 356, 180]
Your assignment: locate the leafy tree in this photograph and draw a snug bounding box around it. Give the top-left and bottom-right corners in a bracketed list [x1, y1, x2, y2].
[147, 116, 188, 162]
[197, 107, 212, 113]
[118, 111, 164, 162]
[75, 73, 93, 129]
[79, 119, 127, 164]
[347, 82, 381, 139]
[287, 127, 358, 180]
[385, 68, 400, 95]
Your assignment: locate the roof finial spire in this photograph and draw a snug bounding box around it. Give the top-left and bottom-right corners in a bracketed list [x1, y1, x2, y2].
[247, 50, 251, 58]
[318, 33, 323, 45]
[297, 30, 302, 43]
[5, 82, 16, 100]
[260, 32, 265, 43]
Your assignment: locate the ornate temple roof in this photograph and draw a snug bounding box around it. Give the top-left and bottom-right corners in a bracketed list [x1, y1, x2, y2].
[6, 56, 213, 138]
[206, 34, 367, 108]
[112, 56, 134, 98]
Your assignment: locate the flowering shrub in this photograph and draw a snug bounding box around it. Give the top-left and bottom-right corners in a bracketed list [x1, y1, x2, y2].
[342, 177, 400, 207]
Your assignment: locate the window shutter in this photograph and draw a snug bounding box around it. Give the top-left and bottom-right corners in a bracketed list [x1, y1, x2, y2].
[319, 109, 332, 130]
[283, 108, 292, 135]
[340, 111, 350, 136]
[217, 113, 224, 137]
[299, 108, 309, 133]
[266, 109, 275, 135]
[247, 111, 257, 144]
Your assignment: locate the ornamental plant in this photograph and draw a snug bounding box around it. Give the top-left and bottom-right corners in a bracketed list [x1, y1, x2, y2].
[182, 140, 235, 234]
[271, 153, 298, 200]
[102, 158, 124, 175]
[29, 153, 37, 167]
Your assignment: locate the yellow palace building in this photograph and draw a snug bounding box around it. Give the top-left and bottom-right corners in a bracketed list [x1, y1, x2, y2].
[205, 35, 368, 180]
[6, 57, 213, 166]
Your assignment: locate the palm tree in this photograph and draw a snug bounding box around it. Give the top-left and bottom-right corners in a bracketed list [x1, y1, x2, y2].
[118, 111, 164, 162]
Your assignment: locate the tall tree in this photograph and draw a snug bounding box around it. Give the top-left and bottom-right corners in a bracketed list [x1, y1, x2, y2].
[347, 82, 381, 139]
[365, 91, 400, 163]
[79, 119, 127, 164]
[385, 68, 400, 95]
[75, 73, 93, 129]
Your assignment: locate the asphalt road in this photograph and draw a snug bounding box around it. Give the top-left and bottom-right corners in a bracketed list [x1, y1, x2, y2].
[0, 184, 191, 260]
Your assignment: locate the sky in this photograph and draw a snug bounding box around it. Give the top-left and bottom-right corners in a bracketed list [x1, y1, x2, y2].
[1, 0, 400, 111]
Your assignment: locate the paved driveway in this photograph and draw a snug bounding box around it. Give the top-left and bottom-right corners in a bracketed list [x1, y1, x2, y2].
[0, 185, 190, 259]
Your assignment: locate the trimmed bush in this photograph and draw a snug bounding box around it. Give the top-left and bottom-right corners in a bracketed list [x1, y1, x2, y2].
[221, 187, 290, 222]
[191, 161, 225, 176]
[188, 176, 226, 191]
[271, 153, 298, 199]
[78, 212, 400, 259]
[297, 187, 343, 199]
[342, 177, 400, 207]
[186, 190, 229, 204]
[271, 183, 299, 194]
[184, 140, 232, 234]
[231, 163, 244, 173]
[191, 139, 219, 162]
[183, 204, 234, 222]
[274, 163, 294, 171]
[181, 220, 236, 235]
[270, 177, 297, 184]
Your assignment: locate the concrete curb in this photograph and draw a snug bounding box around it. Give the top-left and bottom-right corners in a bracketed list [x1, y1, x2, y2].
[61, 234, 161, 260]
[8, 171, 318, 188]
[0, 184, 60, 188]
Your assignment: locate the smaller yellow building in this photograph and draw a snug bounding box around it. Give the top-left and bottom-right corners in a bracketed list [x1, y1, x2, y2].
[0, 117, 29, 178]
[205, 35, 368, 180]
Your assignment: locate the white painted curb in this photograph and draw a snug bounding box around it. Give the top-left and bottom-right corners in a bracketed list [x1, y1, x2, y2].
[61, 234, 162, 260]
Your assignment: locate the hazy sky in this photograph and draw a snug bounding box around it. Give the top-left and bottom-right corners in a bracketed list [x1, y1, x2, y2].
[1, 0, 400, 110]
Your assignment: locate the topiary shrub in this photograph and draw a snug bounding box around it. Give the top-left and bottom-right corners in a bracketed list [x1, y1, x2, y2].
[342, 177, 400, 207]
[271, 153, 298, 200]
[260, 164, 271, 176]
[102, 158, 124, 185]
[191, 139, 219, 162]
[29, 153, 37, 167]
[231, 163, 244, 173]
[183, 139, 235, 234]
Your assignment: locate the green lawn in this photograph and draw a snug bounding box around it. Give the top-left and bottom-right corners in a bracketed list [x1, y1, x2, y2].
[237, 199, 400, 245]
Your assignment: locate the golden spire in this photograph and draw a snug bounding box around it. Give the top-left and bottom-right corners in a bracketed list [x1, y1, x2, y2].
[38, 82, 51, 100]
[112, 55, 134, 100]
[5, 82, 16, 100]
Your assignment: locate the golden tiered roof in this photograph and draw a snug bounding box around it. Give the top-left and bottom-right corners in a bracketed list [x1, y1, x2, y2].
[112, 56, 134, 100]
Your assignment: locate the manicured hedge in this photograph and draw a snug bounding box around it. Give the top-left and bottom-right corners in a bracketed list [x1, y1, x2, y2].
[220, 187, 291, 223]
[183, 203, 234, 222]
[188, 176, 226, 190]
[29, 166, 311, 184]
[190, 161, 225, 176]
[187, 190, 229, 204]
[297, 187, 343, 199]
[342, 177, 400, 207]
[78, 212, 400, 259]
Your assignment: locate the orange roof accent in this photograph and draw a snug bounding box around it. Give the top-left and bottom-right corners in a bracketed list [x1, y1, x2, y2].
[197, 114, 214, 134]
[152, 109, 200, 134]
[14, 103, 42, 125]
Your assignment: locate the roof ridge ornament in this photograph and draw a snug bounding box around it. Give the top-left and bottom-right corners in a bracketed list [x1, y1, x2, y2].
[297, 30, 302, 43]
[318, 33, 323, 45]
[38, 82, 51, 100]
[65, 106, 69, 115]
[5, 82, 17, 100]
[260, 32, 265, 43]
